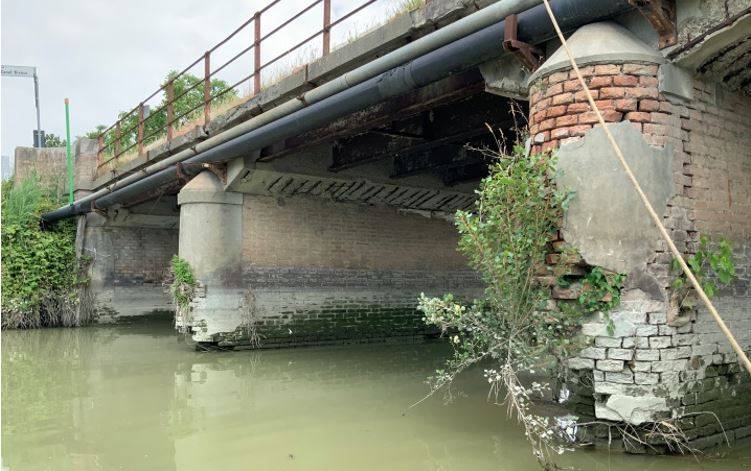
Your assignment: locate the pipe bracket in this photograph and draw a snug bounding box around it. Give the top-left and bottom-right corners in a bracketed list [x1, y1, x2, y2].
[503, 14, 543, 72]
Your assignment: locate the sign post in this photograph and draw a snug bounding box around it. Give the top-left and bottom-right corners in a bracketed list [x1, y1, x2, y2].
[65, 98, 73, 204]
[1, 65, 43, 147]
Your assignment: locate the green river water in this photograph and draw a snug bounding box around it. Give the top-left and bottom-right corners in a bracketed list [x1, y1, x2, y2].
[2, 315, 750, 470]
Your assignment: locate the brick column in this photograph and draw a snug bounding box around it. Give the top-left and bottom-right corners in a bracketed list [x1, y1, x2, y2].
[529, 63, 663, 154]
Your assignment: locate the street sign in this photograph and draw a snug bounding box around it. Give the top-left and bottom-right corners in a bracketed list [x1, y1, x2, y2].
[1, 65, 36, 78]
[2, 64, 43, 147]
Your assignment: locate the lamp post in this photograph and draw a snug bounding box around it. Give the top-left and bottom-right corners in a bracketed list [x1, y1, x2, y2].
[1, 64, 43, 147]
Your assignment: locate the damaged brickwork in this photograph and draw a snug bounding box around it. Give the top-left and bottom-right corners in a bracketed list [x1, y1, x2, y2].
[528, 43, 751, 449]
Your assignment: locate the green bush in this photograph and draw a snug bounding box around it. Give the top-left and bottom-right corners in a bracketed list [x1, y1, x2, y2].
[1, 175, 93, 328]
[169, 255, 196, 310]
[418, 137, 576, 465]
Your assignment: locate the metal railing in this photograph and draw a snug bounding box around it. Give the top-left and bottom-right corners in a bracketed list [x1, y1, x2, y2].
[96, 0, 394, 168]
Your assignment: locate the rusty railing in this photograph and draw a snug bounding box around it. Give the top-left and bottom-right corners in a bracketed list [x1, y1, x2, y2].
[96, 0, 389, 168]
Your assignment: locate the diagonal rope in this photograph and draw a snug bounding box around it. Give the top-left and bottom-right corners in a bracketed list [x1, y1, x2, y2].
[540, 0, 751, 376]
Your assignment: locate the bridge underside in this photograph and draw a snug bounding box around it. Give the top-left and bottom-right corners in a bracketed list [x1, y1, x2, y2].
[84, 71, 519, 346]
[182, 74, 518, 347]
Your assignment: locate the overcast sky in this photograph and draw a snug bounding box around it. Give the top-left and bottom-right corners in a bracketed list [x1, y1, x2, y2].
[1, 0, 394, 159]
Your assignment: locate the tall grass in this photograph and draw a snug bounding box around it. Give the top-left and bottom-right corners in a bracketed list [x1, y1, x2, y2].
[1, 175, 97, 329]
[2, 176, 45, 226]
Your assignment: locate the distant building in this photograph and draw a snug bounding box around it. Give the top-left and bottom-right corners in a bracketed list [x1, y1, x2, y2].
[1, 155, 13, 181]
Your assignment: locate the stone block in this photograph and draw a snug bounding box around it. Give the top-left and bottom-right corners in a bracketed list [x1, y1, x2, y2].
[660, 346, 691, 360]
[612, 310, 648, 324]
[596, 395, 668, 424]
[692, 344, 718, 356]
[596, 359, 625, 372]
[606, 371, 635, 383]
[649, 336, 672, 349]
[649, 312, 668, 324]
[634, 372, 660, 384]
[608, 348, 635, 360]
[595, 336, 622, 348]
[580, 347, 607, 359]
[635, 349, 660, 361]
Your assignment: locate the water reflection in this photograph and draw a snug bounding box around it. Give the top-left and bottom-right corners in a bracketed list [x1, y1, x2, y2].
[2, 318, 750, 471]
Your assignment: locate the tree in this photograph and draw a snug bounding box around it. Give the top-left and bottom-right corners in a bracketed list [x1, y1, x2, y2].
[43, 133, 66, 148]
[90, 72, 237, 156]
[85, 125, 107, 140]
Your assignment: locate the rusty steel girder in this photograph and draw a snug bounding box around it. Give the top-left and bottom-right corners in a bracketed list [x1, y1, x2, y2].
[628, 0, 677, 48]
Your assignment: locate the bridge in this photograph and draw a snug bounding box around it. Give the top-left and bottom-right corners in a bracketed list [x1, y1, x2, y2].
[38, 0, 751, 448]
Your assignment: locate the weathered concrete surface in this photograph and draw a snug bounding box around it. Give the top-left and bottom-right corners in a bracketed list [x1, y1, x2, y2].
[178, 171, 243, 284]
[529, 22, 665, 84]
[13, 146, 66, 191]
[556, 122, 674, 275]
[671, 0, 751, 94]
[658, 63, 694, 103]
[73, 138, 98, 200]
[480, 55, 530, 100]
[71, 134, 180, 320]
[177, 171, 245, 342]
[595, 394, 668, 425]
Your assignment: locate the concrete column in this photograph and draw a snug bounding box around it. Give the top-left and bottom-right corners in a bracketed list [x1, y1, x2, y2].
[177, 171, 245, 344]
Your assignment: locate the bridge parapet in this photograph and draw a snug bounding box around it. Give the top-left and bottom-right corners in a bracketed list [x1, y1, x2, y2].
[91, 0, 497, 189]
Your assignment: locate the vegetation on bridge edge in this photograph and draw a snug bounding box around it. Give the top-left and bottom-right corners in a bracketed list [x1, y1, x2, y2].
[88, 72, 237, 162]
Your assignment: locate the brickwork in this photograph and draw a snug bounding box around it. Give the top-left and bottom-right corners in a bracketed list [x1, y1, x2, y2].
[529, 63, 666, 154]
[529, 61, 751, 449]
[82, 220, 178, 318]
[220, 194, 483, 347]
[108, 227, 178, 286]
[243, 194, 469, 270]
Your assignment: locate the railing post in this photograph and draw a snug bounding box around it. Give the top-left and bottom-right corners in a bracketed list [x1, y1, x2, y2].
[323, 0, 331, 55]
[204, 51, 211, 126]
[254, 11, 261, 95]
[97, 135, 104, 167]
[137, 103, 145, 155]
[115, 121, 122, 158]
[167, 80, 175, 141]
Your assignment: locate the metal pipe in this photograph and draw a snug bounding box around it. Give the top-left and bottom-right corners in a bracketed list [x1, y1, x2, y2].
[43, 0, 631, 223]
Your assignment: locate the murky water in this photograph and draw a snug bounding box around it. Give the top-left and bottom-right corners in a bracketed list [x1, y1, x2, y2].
[2, 315, 750, 471]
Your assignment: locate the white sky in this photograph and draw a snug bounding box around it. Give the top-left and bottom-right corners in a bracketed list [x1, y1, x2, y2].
[1, 0, 395, 159]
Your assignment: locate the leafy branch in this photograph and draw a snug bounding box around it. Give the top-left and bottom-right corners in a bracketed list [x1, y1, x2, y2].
[671, 235, 736, 312]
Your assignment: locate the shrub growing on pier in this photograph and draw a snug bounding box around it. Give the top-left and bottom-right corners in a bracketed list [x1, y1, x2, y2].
[169, 255, 196, 328]
[1, 176, 94, 328]
[418, 135, 577, 467]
